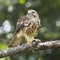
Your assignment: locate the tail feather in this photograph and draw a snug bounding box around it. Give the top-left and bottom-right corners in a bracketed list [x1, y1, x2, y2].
[8, 34, 23, 47]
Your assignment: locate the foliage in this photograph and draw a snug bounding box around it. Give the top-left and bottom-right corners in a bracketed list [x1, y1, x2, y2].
[0, 0, 60, 60]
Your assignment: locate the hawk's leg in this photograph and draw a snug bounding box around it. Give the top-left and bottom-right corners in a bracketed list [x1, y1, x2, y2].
[25, 36, 34, 44]
[26, 39, 33, 44]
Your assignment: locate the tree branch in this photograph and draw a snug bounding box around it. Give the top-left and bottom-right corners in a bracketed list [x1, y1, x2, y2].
[0, 40, 60, 58]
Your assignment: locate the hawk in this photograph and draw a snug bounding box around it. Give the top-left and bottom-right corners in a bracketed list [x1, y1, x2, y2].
[9, 9, 41, 47]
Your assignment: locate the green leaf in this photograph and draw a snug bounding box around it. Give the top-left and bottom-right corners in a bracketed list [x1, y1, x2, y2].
[18, 0, 26, 4]
[0, 43, 8, 50]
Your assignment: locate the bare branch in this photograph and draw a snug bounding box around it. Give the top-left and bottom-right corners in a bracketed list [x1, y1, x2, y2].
[0, 40, 60, 58]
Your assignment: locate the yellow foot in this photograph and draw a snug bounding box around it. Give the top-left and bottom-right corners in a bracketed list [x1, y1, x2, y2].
[33, 39, 41, 43]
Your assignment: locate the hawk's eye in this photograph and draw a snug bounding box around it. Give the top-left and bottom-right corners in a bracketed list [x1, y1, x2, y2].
[32, 11, 35, 13]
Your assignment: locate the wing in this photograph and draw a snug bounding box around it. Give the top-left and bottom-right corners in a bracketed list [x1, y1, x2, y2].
[15, 16, 31, 33]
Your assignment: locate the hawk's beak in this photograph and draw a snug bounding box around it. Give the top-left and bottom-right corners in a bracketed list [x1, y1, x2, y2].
[28, 13, 31, 15]
[26, 12, 31, 17]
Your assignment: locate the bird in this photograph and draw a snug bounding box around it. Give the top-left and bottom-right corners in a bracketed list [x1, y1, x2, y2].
[9, 9, 41, 47]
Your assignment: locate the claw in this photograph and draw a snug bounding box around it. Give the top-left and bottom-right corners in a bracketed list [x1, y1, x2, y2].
[33, 39, 41, 42]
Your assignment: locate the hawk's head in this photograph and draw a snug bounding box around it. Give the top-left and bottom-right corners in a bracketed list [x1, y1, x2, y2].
[26, 9, 39, 19]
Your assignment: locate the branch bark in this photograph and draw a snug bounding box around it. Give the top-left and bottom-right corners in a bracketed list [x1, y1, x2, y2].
[0, 40, 60, 58]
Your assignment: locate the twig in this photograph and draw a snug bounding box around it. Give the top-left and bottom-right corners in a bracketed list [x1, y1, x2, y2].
[0, 40, 60, 58]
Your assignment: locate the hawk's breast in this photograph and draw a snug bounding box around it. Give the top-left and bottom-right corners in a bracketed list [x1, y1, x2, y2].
[26, 20, 39, 37]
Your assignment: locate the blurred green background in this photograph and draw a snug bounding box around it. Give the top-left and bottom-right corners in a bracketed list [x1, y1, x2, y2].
[0, 0, 60, 60]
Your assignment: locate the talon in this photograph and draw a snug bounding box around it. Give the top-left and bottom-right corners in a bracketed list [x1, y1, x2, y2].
[33, 39, 41, 43]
